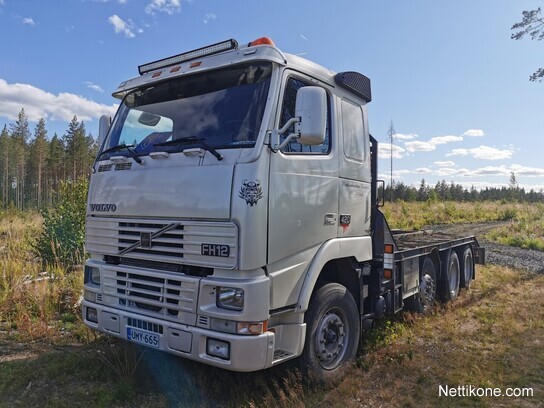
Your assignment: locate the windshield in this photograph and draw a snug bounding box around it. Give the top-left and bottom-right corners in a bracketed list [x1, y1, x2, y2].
[100, 62, 272, 159]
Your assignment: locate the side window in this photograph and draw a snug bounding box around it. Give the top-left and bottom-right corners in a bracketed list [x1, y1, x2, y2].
[341, 99, 367, 162]
[279, 77, 331, 154]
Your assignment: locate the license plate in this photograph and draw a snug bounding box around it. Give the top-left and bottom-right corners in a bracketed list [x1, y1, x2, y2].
[126, 327, 159, 349]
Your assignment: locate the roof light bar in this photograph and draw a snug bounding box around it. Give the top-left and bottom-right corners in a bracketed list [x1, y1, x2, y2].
[138, 39, 239, 75]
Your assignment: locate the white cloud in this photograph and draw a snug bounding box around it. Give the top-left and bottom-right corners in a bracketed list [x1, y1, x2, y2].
[203, 12, 216, 24]
[404, 140, 436, 152]
[462, 129, 485, 137]
[447, 145, 514, 160]
[378, 143, 406, 159]
[394, 133, 417, 141]
[510, 164, 544, 177]
[472, 165, 511, 176]
[414, 167, 432, 174]
[431, 135, 463, 145]
[22, 17, 36, 26]
[405, 135, 463, 153]
[434, 161, 455, 167]
[85, 81, 104, 93]
[378, 169, 412, 180]
[145, 0, 181, 15]
[108, 14, 136, 38]
[0, 79, 117, 123]
[436, 167, 470, 177]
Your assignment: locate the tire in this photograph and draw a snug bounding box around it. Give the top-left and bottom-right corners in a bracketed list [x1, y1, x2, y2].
[301, 283, 360, 384]
[441, 251, 460, 301]
[459, 246, 474, 289]
[405, 256, 437, 313]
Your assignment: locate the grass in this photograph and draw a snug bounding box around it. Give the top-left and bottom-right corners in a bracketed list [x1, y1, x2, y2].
[382, 200, 544, 231]
[0, 210, 92, 343]
[1, 205, 543, 406]
[323, 265, 544, 407]
[486, 216, 544, 252]
[1, 265, 541, 407]
[384, 201, 544, 253]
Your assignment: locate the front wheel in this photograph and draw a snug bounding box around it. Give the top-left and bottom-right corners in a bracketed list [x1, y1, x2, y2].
[301, 283, 360, 384]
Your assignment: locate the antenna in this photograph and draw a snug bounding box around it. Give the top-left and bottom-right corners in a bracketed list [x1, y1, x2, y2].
[388, 120, 395, 202]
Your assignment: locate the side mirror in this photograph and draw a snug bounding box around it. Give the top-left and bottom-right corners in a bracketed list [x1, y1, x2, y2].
[98, 115, 111, 147]
[295, 86, 326, 145]
[270, 86, 327, 152]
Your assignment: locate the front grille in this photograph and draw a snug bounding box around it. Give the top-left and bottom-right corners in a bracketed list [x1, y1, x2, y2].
[127, 317, 163, 334]
[118, 222, 185, 259]
[98, 164, 112, 172]
[115, 162, 132, 171]
[107, 256, 213, 276]
[103, 267, 199, 323]
[86, 218, 238, 269]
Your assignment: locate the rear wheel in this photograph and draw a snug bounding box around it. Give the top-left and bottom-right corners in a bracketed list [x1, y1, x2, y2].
[301, 283, 360, 384]
[405, 256, 437, 313]
[441, 251, 460, 301]
[459, 246, 474, 289]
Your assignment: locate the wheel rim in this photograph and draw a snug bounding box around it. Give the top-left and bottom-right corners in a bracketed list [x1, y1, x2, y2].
[314, 308, 349, 370]
[449, 257, 460, 296]
[420, 273, 436, 307]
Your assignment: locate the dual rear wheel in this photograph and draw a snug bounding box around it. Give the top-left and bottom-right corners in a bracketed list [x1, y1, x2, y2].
[407, 245, 473, 312]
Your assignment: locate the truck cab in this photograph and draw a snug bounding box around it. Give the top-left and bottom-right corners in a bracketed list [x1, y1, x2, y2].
[83, 37, 481, 382]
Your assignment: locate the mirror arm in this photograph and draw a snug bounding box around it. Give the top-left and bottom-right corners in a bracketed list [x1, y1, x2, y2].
[270, 117, 300, 152]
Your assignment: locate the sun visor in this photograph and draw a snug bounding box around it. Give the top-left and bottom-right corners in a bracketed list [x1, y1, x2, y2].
[335, 71, 372, 102]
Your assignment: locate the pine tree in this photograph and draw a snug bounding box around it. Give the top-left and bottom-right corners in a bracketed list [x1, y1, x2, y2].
[64, 116, 95, 180]
[9, 109, 31, 209]
[0, 125, 10, 207]
[46, 133, 65, 204]
[28, 118, 49, 207]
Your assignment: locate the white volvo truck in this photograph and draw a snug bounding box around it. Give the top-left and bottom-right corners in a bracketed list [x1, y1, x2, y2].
[83, 37, 484, 382]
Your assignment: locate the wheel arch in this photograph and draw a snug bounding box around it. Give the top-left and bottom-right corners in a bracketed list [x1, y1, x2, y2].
[425, 247, 441, 279]
[296, 238, 371, 313]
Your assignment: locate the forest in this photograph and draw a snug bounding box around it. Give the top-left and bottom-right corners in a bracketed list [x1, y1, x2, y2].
[0, 107, 542, 211]
[0, 109, 97, 210]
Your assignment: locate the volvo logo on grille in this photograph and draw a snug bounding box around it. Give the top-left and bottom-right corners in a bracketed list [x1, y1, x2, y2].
[140, 232, 152, 249]
[90, 203, 117, 212]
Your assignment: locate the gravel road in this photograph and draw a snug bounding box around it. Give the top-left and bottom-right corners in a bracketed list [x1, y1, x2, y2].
[426, 221, 544, 274]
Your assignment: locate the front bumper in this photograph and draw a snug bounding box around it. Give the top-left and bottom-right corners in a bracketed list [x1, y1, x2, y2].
[83, 301, 276, 372]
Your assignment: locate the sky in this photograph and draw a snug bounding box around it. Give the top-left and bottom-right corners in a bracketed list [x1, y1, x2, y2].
[0, 0, 543, 191]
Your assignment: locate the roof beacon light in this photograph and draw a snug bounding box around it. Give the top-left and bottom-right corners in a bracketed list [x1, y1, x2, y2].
[249, 37, 275, 47]
[138, 39, 239, 75]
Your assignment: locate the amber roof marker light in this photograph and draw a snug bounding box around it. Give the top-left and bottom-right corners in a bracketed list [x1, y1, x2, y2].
[248, 37, 276, 47]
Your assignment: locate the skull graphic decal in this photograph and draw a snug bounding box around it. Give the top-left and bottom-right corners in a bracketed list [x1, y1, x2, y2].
[239, 179, 263, 206]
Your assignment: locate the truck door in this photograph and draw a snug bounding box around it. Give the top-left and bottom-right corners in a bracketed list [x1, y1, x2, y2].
[268, 73, 338, 266]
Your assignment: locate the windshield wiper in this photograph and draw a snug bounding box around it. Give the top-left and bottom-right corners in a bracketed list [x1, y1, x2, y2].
[154, 136, 223, 161]
[96, 144, 143, 165]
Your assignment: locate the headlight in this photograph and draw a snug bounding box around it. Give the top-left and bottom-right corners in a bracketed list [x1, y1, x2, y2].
[84, 265, 101, 285]
[216, 287, 244, 311]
